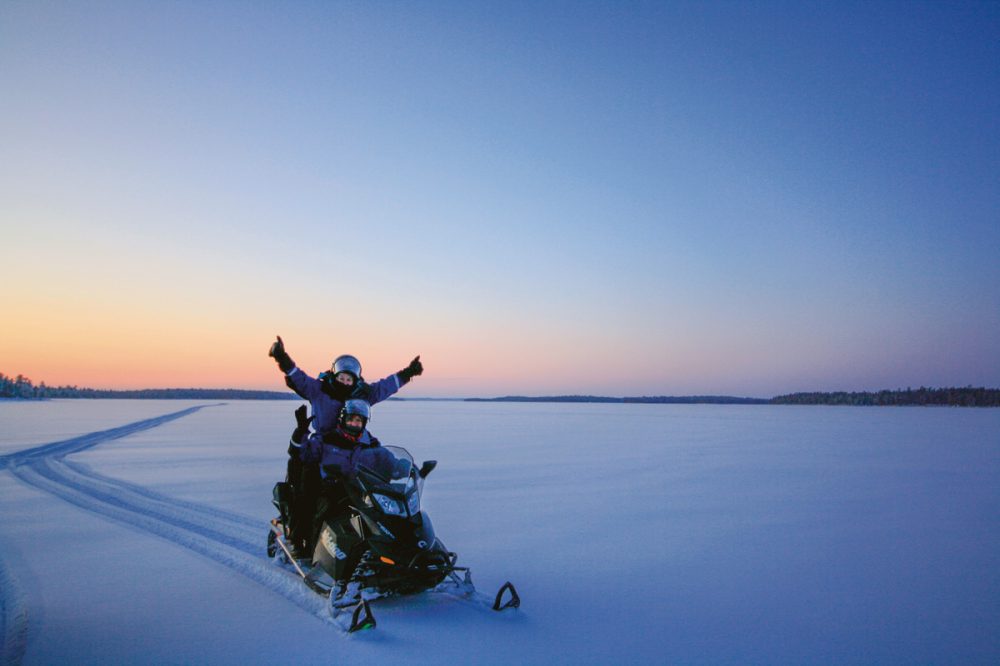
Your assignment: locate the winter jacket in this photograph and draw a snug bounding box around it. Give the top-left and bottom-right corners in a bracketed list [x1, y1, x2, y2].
[283, 366, 404, 435]
[296, 427, 403, 481]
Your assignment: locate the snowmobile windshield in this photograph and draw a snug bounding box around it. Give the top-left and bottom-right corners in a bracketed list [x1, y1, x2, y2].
[360, 446, 423, 518]
[383, 446, 414, 483]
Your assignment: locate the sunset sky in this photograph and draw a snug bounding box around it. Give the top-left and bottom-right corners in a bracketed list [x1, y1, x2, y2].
[2, 1, 998, 398]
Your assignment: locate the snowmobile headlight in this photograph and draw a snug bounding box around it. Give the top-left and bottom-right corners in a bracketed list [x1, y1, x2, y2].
[372, 492, 406, 516]
[406, 490, 419, 515]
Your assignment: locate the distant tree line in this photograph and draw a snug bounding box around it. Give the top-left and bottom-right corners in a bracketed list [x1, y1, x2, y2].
[4, 372, 997, 406]
[0, 372, 296, 400]
[626, 395, 769, 405]
[771, 387, 1000, 407]
[465, 395, 624, 403]
[467, 395, 769, 404]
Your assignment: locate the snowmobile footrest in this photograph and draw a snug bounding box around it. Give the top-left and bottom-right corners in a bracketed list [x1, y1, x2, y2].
[348, 600, 376, 632]
[492, 581, 520, 611]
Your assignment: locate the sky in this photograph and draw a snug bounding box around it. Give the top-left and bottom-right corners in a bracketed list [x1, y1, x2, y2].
[1, 1, 998, 398]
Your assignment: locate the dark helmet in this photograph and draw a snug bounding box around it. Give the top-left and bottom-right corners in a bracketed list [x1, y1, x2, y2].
[339, 398, 370, 436]
[331, 354, 362, 383]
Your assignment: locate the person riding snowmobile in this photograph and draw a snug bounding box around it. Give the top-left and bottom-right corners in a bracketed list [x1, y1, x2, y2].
[269, 336, 422, 554]
[269, 336, 422, 434]
[292, 399, 405, 596]
[296, 398, 402, 480]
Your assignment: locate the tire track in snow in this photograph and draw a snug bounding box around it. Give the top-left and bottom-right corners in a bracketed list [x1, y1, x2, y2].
[0, 554, 29, 666]
[31, 458, 260, 556]
[61, 459, 260, 531]
[9, 464, 331, 623]
[3, 407, 340, 633]
[0, 406, 214, 467]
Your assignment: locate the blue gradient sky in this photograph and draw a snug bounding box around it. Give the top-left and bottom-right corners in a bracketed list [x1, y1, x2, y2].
[2, 1, 998, 397]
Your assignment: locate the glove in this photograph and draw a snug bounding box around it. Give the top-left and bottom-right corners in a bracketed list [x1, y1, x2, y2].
[269, 335, 295, 373]
[397, 355, 423, 383]
[291, 405, 314, 443]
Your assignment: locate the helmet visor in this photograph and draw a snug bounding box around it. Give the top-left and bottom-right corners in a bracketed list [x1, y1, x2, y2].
[332, 354, 362, 379]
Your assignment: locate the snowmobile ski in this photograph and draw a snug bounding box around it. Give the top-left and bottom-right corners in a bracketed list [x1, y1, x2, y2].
[346, 600, 376, 632]
[268, 520, 328, 594]
[493, 581, 520, 611]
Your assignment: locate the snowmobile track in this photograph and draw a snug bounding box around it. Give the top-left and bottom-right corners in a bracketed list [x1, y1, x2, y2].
[1, 406, 343, 632]
[0, 555, 29, 666]
[0, 406, 213, 467]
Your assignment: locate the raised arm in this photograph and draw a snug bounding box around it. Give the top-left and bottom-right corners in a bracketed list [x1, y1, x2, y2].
[364, 355, 424, 405]
[269, 336, 295, 373]
[287, 406, 329, 465]
[398, 356, 423, 385]
[268, 335, 320, 400]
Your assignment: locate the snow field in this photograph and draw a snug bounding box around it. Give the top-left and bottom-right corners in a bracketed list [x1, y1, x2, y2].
[1, 400, 998, 664]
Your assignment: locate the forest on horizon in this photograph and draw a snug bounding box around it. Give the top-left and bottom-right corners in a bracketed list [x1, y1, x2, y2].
[3, 373, 998, 406]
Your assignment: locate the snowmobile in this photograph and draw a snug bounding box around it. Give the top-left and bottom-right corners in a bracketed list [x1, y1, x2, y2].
[267, 445, 519, 631]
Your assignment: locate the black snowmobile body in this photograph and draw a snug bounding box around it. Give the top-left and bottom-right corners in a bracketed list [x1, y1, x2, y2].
[311, 446, 453, 594]
[268, 445, 519, 630]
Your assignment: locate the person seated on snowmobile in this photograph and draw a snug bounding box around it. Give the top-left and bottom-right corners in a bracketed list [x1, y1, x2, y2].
[268, 336, 422, 554]
[294, 399, 405, 591]
[296, 399, 404, 482]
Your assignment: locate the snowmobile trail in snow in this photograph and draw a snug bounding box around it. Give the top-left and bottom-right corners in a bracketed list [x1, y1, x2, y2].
[0, 406, 342, 635]
[0, 405, 216, 467]
[0, 554, 29, 666]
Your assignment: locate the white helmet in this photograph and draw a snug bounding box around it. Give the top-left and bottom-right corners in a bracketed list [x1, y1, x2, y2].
[339, 399, 370, 436]
[331, 354, 362, 381]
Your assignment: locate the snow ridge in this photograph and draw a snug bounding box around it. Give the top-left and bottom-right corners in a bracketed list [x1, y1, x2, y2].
[0, 405, 216, 467]
[0, 554, 29, 666]
[61, 459, 260, 531]
[29, 457, 260, 555]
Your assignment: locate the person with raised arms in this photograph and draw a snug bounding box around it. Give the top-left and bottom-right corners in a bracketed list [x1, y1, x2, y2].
[268, 336, 422, 555]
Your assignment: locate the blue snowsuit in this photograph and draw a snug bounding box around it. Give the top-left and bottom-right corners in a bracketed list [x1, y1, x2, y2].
[283, 366, 405, 434]
[298, 425, 403, 576]
[298, 428, 403, 482]
[280, 365, 407, 552]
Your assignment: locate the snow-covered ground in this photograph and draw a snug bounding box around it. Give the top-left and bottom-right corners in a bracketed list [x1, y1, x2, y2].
[1, 399, 997, 664]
